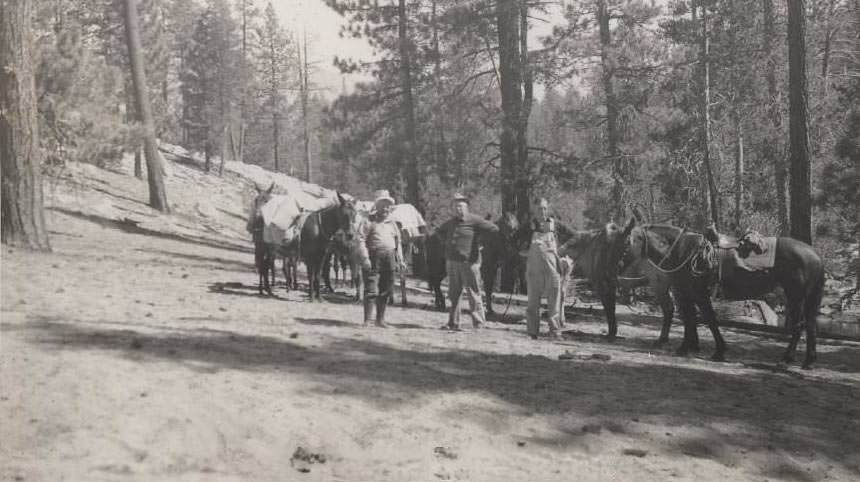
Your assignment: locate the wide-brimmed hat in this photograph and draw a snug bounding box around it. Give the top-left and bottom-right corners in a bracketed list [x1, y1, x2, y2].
[373, 189, 395, 207]
[452, 192, 469, 204]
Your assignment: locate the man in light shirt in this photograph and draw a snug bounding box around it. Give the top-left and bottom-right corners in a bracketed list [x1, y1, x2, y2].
[358, 190, 405, 327]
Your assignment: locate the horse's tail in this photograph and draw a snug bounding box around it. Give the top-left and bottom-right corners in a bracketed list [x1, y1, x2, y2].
[804, 267, 826, 327]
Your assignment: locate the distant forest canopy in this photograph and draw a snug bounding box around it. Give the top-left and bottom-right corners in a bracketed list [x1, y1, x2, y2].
[32, 0, 858, 238]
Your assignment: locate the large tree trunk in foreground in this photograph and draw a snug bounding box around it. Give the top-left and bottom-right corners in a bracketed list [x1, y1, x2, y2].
[787, 0, 812, 244]
[122, 0, 169, 212]
[398, 0, 423, 214]
[763, 0, 788, 234]
[698, 1, 720, 226]
[497, 0, 522, 217]
[0, 0, 51, 250]
[598, 0, 624, 221]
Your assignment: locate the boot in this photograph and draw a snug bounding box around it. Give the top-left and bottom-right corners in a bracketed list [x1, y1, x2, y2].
[363, 296, 375, 325]
[375, 296, 389, 328]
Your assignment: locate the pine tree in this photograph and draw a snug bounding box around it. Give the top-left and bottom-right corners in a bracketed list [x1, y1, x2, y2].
[1, 0, 52, 250]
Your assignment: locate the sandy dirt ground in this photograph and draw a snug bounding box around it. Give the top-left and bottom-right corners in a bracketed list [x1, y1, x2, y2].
[3, 207, 860, 480]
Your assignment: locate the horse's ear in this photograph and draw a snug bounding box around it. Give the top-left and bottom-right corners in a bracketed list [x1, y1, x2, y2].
[266, 182, 275, 194]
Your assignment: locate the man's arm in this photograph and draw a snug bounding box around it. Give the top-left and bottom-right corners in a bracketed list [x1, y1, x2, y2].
[474, 215, 499, 233]
[554, 217, 575, 241]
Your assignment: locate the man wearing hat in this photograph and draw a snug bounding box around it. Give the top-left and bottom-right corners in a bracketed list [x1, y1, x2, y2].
[357, 189, 405, 327]
[437, 193, 499, 330]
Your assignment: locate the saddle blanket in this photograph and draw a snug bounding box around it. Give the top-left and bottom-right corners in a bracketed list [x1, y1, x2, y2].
[260, 195, 304, 245]
[389, 204, 427, 237]
[740, 236, 777, 270]
[718, 236, 777, 272]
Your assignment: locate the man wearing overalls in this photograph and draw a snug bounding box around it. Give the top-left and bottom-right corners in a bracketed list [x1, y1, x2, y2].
[526, 198, 563, 340]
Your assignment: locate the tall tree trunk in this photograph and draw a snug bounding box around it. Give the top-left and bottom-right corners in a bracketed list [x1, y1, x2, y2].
[300, 31, 312, 183]
[237, 0, 248, 164]
[729, 0, 743, 231]
[398, 0, 422, 213]
[515, 0, 532, 223]
[496, 0, 522, 217]
[734, 120, 744, 229]
[124, 78, 144, 179]
[763, 0, 788, 233]
[698, 1, 720, 226]
[787, 0, 812, 243]
[1, 0, 51, 250]
[273, 113, 279, 172]
[122, 0, 169, 212]
[598, 0, 623, 221]
[431, 0, 450, 183]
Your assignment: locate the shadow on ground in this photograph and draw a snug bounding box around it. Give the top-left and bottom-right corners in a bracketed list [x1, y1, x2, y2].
[5, 317, 859, 479]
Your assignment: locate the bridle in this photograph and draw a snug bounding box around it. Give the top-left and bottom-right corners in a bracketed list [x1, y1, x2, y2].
[638, 226, 714, 277]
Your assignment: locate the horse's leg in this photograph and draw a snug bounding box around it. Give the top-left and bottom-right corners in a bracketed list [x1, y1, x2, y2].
[696, 295, 725, 362]
[400, 269, 407, 306]
[263, 249, 274, 296]
[281, 255, 290, 291]
[321, 252, 334, 294]
[781, 289, 805, 363]
[675, 298, 698, 356]
[306, 260, 315, 301]
[355, 264, 363, 302]
[654, 282, 675, 347]
[802, 280, 823, 369]
[600, 281, 618, 341]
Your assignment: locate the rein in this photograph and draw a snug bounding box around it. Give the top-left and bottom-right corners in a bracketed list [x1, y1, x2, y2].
[642, 227, 713, 277]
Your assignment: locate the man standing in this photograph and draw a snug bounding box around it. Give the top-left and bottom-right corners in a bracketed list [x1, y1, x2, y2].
[526, 198, 563, 340]
[438, 193, 499, 331]
[359, 190, 405, 327]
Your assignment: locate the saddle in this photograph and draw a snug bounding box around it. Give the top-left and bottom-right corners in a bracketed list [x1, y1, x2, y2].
[704, 223, 740, 249]
[705, 225, 776, 279]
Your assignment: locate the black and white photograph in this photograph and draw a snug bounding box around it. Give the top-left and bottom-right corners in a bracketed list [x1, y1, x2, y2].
[1, 0, 859, 480]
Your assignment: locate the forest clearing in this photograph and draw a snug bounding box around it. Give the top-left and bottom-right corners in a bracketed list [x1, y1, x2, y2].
[2, 0, 859, 480]
[2, 152, 860, 481]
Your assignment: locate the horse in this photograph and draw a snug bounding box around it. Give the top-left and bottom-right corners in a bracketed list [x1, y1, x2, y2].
[247, 182, 297, 296]
[323, 228, 364, 301]
[480, 212, 523, 314]
[541, 218, 635, 339]
[424, 212, 522, 313]
[621, 224, 729, 360]
[300, 193, 357, 302]
[617, 257, 676, 346]
[624, 224, 825, 369]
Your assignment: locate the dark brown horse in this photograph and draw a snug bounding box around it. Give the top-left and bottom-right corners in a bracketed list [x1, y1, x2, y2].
[623, 224, 726, 360]
[623, 224, 825, 369]
[551, 219, 635, 339]
[300, 193, 357, 302]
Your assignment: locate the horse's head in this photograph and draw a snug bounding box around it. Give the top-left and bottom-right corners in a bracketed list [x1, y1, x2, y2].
[605, 218, 636, 271]
[334, 192, 358, 240]
[250, 181, 275, 219]
[247, 182, 275, 235]
[621, 223, 671, 272]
